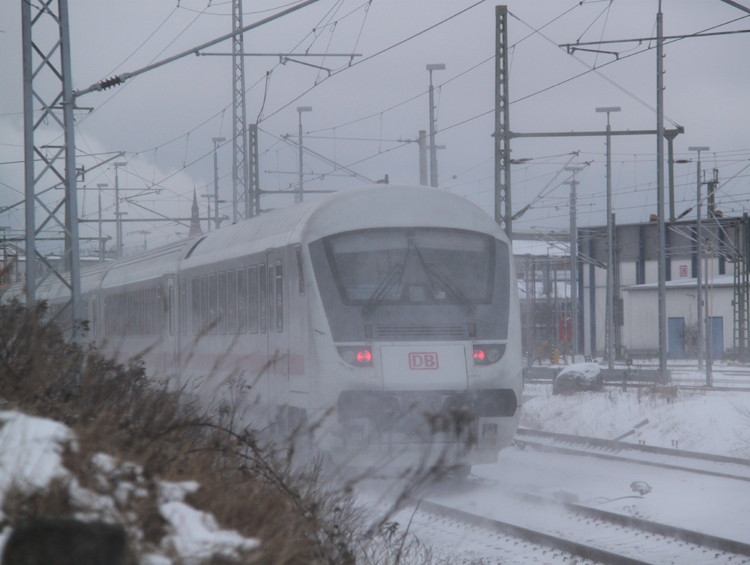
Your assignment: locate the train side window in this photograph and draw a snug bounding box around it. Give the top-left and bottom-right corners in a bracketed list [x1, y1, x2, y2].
[180, 279, 187, 336]
[218, 271, 227, 335]
[276, 260, 283, 333]
[200, 275, 209, 334]
[267, 261, 275, 333]
[169, 286, 174, 336]
[209, 273, 218, 335]
[227, 270, 237, 334]
[149, 288, 155, 335]
[192, 277, 200, 335]
[258, 264, 267, 334]
[248, 265, 258, 334]
[156, 287, 161, 335]
[295, 246, 305, 294]
[237, 268, 248, 334]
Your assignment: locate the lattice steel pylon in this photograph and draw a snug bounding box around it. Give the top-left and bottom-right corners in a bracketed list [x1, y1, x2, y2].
[232, 0, 253, 222]
[494, 5, 512, 240]
[22, 0, 82, 342]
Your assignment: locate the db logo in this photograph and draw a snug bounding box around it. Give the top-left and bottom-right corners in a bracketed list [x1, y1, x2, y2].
[409, 352, 439, 370]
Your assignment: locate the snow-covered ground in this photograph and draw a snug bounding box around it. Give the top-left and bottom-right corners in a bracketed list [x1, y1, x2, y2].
[359, 379, 750, 563]
[522, 383, 750, 457]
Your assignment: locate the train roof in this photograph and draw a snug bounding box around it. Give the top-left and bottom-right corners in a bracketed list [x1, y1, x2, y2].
[3, 185, 508, 300]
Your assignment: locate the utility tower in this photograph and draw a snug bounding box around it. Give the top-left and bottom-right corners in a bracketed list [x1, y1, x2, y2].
[22, 0, 82, 341]
[494, 5, 512, 240]
[232, 0, 253, 222]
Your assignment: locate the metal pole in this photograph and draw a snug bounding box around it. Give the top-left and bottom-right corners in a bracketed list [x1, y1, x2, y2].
[418, 130, 428, 186]
[657, 0, 668, 377]
[495, 6, 512, 239]
[296, 106, 312, 202]
[705, 250, 713, 386]
[212, 137, 226, 229]
[565, 166, 584, 358]
[60, 0, 82, 342]
[689, 146, 709, 369]
[96, 183, 108, 262]
[667, 131, 678, 223]
[525, 254, 533, 368]
[427, 64, 445, 188]
[21, 0, 36, 306]
[596, 107, 620, 370]
[114, 162, 126, 258]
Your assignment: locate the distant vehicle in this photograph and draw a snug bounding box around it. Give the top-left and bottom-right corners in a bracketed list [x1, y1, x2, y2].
[2, 185, 522, 471]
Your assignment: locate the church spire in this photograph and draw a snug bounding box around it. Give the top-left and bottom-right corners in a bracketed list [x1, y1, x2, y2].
[189, 189, 203, 237]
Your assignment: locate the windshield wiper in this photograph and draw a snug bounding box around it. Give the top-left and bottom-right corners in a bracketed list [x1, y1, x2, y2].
[413, 245, 475, 315]
[362, 259, 406, 317]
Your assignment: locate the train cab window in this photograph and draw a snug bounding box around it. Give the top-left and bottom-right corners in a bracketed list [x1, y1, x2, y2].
[248, 266, 259, 334]
[295, 247, 304, 294]
[227, 270, 237, 334]
[275, 260, 283, 333]
[237, 268, 248, 334]
[218, 271, 227, 335]
[192, 277, 200, 335]
[258, 264, 267, 334]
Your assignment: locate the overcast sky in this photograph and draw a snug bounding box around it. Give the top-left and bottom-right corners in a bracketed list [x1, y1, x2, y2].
[2, 0, 750, 255]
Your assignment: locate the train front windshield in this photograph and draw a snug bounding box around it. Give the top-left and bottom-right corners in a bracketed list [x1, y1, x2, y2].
[324, 228, 495, 307]
[310, 227, 510, 342]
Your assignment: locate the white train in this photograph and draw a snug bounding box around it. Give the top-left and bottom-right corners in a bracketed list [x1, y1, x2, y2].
[2, 185, 522, 471]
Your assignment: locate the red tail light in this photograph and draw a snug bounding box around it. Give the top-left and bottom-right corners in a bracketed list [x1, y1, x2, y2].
[473, 344, 506, 365]
[337, 346, 373, 367]
[356, 349, 372, 363]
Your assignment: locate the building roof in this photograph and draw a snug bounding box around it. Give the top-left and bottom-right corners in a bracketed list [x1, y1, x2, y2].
[623, 274, 735, 291]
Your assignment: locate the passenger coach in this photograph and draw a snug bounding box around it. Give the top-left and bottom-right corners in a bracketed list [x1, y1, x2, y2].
[2, 185, 522, 471]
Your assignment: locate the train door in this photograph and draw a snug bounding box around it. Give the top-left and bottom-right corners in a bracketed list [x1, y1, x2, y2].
[164, 276, 178, 376]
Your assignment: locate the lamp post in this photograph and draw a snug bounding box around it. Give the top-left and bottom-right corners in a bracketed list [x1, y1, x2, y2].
[596, 106, 621, 370]
[297, 106, 312, 203]
[426, 64, 446, 188]
[689, 145, 711, 383]
[212, 137, 226, 229]
[564, 166, 585, 358]
[113, 161, 127, 258]
[96, 183, 108, 261]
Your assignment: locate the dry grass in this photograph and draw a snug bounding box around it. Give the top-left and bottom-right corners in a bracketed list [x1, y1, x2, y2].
[0, 301, 435, 565]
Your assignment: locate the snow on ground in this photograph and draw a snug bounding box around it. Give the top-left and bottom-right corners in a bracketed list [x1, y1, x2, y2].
[0, 411, 259, 564]
[522, 383, 750, 457]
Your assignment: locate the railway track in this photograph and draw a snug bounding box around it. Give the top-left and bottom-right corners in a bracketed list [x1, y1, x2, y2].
[514, 427, 750, 482]
[407, 493, 750, 565]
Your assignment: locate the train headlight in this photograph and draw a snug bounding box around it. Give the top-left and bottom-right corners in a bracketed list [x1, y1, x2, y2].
[337, 346, 373, 367]
[473, 344, 505, 366]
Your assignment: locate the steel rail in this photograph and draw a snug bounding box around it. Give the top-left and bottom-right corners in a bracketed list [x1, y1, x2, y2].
[515, 428, 750, 482]
[413, 496, 750, 564]
[415, 499, 652, 565]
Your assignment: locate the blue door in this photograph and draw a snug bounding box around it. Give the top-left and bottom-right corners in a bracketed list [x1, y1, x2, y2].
[709, 317, 724, 360]
[668, 317, 685, 359]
